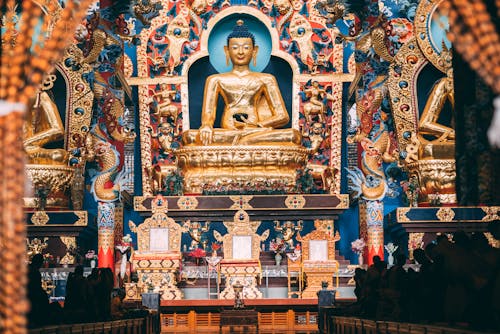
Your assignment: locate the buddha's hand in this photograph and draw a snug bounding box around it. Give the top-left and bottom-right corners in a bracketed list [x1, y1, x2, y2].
[199, 125, 213, 145]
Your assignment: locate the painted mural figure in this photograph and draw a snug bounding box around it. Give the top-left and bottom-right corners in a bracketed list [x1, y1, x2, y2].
[182, 20, 301, 146]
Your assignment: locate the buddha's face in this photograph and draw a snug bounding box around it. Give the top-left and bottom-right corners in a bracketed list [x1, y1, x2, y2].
[224, 37, 258, 66]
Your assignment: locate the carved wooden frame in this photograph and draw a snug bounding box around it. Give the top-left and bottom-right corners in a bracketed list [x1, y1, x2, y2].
[297, 224, 339, 262]
[222, 210, 262, 260]
[132, 196, 182, 253]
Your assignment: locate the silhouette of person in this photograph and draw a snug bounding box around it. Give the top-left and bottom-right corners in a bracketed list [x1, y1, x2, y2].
[27, 254, 49, 328]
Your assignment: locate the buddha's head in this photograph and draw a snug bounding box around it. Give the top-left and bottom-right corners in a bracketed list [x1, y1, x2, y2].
[224, 20, 259, 67]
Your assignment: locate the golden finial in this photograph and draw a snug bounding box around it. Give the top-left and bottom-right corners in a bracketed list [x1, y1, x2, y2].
[236, 19, 244, 26]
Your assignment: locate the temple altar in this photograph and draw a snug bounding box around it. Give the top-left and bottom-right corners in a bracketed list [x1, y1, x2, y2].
[8, 0, 500, 332]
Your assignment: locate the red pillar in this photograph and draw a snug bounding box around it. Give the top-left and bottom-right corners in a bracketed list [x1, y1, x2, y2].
[97, 202, 115, 270]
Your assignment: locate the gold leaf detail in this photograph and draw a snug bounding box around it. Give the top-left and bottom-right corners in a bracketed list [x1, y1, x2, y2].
[436, 207, 455, 222]
[285, 195, 306, 209]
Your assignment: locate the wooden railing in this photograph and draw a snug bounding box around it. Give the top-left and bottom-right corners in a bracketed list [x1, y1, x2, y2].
[323, 315, 493, 334]
[28, 313, 158, 334]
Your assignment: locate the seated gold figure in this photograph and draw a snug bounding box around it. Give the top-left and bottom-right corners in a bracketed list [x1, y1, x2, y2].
[418, 67, 455, 160]
[176, 20, 307, 194]
[406, 64, 456, 204]
[24, 90, 68, 165]
[23, 86, 77, 209]
[182, 20, 301, 147]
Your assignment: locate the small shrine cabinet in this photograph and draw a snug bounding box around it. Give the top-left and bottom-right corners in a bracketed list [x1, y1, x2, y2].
[216, 210, 269, 299]
[297, 220, 340, 299]
[125, 195, 183, 300]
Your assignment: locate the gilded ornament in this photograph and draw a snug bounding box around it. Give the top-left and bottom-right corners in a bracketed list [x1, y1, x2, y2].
[59, 236, 76, 265]
[408, 232, 424, 260]
[414, 0, 450, 74]
[229, 195, 253, 210]
[396, 207, 411, 222]
[134, 196, 148, 211]
[177, 145, 308, 194]
[481, 206, 500, 221]
[302, 81, 334, 124]
[182, 220, 209, 249]
[60, 253, 75, 265]
[31, 211, 50, 225]
[25, 165, 75, 209]
[339, 194, 350, 208]
[60, 236, 76, 249]
[483, 233, 500, 249]
[285, 195, 306, 209]
[27, 238, 49, 259]
[177, 196, 199, 210]
[150, 85, 180, 125]
[289, 13, 315, 72]
[436, 207, 455, 222]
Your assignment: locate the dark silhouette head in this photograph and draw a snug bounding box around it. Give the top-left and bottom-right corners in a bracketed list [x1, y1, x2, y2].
[395, 253, 407, 266]
[74, 265, 84, 276]
[413, 248, 430, 265]
[31, 253, 44, 269]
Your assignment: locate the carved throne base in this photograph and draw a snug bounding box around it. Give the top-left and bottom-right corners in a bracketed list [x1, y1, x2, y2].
[220, 261, 262, 299]
[24, 164, 75, 209]
[129, 255, 183, 300]
[302, 264, 338, 299]
[175, 145, 309, 194]
[408, 159, 456, 205]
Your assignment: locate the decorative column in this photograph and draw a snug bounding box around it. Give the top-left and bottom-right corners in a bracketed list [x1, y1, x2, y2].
[359, 200, 384, 265]
[98, 202, 115, 269]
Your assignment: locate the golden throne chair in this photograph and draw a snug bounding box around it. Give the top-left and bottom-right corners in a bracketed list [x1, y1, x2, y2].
[297, 220, 340, 299]
[126, 195, 183, 300]
[214, 210, 269, 299]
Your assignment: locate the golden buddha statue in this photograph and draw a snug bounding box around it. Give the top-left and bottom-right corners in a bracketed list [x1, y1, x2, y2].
[182, 20, 301, 147]
[403, 58, 456, 205]
[24, 90, 68, 165]
[23, 81, 76, 209]
[175, 20, 308, 194]
[417, 65, 455, 161]
[419, 67, 454, 140]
